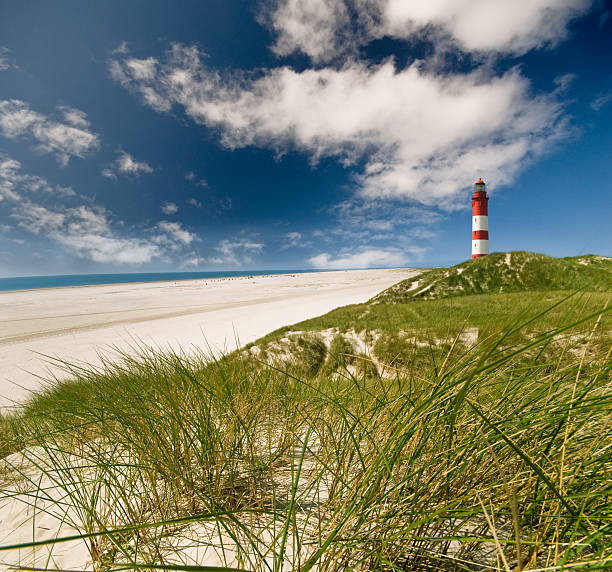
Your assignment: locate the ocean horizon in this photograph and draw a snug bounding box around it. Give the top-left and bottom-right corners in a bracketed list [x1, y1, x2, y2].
[0, 269, 333, 293]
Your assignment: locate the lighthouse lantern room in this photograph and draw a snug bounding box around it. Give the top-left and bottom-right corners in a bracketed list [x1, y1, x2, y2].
[472, 178, 489, 259]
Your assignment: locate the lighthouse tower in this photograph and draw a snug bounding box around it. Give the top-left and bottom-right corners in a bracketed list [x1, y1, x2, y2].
[472, 178, 489, 259]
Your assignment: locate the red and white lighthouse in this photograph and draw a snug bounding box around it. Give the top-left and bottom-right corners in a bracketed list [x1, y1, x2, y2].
[471, 178, 489, 259]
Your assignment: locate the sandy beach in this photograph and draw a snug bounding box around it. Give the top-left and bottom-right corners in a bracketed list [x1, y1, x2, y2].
[0, 268, 415, 412]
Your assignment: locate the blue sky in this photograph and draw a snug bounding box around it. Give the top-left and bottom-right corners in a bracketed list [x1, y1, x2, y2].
[0, 0, 611, 277]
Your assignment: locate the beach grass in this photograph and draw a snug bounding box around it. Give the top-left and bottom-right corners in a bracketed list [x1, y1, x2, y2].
[372, 252, 612, 304]
[0, 257, 611, 570]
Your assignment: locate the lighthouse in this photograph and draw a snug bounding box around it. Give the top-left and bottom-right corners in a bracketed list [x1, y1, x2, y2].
[472, 178, 489, 259]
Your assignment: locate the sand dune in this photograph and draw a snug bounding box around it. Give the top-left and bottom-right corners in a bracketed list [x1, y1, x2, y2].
[0, 268, 415, 412]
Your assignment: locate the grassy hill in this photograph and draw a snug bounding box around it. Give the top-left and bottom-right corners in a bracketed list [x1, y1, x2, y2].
[247, 252, 611, 379]
[0, 252, 610, 571]
[373, 251, 612, 303]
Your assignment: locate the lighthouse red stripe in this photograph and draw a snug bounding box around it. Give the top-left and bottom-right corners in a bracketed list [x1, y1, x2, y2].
[472, 230, 489, 240]
[472, 254, 487, 258]
[472, 203, 488, 215]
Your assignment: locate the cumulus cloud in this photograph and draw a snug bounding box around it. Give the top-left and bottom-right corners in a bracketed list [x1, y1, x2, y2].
[264, 0, 593, 62]
[1, 156, 198, 265]
[155, 220, 197, 246]
[103, 151, 153, 179]
[116, 151, 153, 175]
[111, 44, 568, 209]
[161, 201, 179, 214]
[309, 246, 421, 269]
[379, 0, 592, 55]
[264, 0, 352, 62]
[0, 100, 100, 166]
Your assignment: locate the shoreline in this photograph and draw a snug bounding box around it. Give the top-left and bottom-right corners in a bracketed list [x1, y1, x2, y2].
[0, 267, 350, 294]
[0, 267, 418, 412]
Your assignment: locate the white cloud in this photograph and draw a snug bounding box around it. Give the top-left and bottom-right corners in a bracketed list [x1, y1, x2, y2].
[0, 155, 75, 201]
[331, 199, 441, 233]
[103, 151, 153, 179]
[59, 233, 162, 264]
[265, 0, 593, 62]
[265, 0, 352, 62]
[161, 201, 179, 214]
[155, 220, 197, 246]
[9, 201, 161, 264]
[112, 41, 129, 55]
[590, 90, 612, 111]
[281, 231, 310, 249]
[111, 45, 568, 209]
[188, 197, 202, 208]
[185, 172, 208, 187]
[309, 246, 421, 269]
[378, 0, 592, 55]
[58, 105, 91, 128]
[125, 57, 158, 81]
[110, 58, 172, 112]
[11, 202, 161, 264]
[117, 151, 153, 175]
[314, 199, 442, 251]
[101, 168, 117, 180]
[65, 205, 110, 235]
[182, 255, 207, 268]
[209, 238, 264, 266]
[0, 100, 99, 166]
[13, 202, 67, 235]
[0, 157, 26, 201]
[2, 156, 200, 265]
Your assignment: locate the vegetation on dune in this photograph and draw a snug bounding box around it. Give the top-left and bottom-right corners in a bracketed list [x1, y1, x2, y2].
[253, 290, 611, 365]
[322, 333, 357, 376]
[373, 251, 612, 304]
[0, 413, 20, 459]
[0, 252, 610, 570]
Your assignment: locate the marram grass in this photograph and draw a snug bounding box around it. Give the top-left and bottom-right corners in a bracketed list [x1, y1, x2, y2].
[0, 293, 610, 571]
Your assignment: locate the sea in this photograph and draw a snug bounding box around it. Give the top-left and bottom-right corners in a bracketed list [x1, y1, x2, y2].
[0, 269, 329, 293]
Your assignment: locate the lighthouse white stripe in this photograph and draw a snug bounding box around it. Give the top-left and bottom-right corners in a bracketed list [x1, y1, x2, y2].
[472, 215, 488, 231]
[472, 239, 489, 255]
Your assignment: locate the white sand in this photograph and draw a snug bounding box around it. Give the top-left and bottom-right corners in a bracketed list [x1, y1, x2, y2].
[0, 268, 416, 412]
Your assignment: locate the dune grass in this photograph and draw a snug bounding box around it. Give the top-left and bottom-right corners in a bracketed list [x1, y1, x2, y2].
[252, 290, 611, 360]
[372, 252, 612, 304]
[0, 290, 610, 570]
